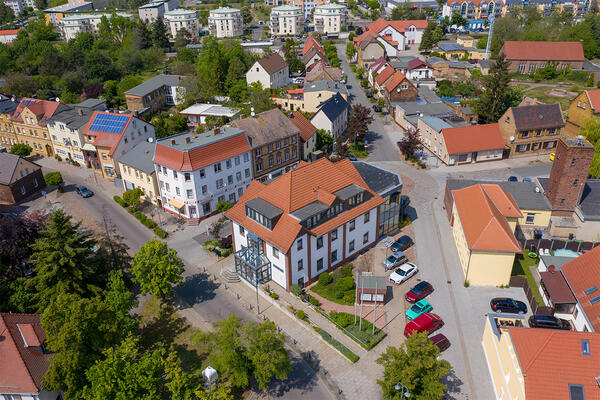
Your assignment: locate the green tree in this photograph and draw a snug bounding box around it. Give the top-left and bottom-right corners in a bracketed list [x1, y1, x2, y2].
[248, 82, 275, 114]
[209, 314, 251, 389]
[419, 21, 443, 51]
[174, 27, 191, 49]
[475, 53, 514, 123]
[242, 320, 291, 391]
[123, 187, 144, 208]
[590, 141, 600, 178]
[346, 42, 355, 59]
[152, 16, 170, 49]
[131, 239, 185, 300]
[451, 12, 467, 27]
[43, 171, 63, 186]
[29, 209, 104, 311]
[41, 271, 138, 398]
[10, 143, 32, 156]
[284, 40, 304, 73]
[317, 128, 334, 151]
[198, 8, 210, 26]
[241, 6, 253, 25]
[377, 332, 452, 400]
[135, 20, 153, 49]
[0, 3, 15, 25]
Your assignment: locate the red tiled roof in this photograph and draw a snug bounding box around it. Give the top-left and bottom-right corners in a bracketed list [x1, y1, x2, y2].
[501, 41, 585, 62]
[560, 246, 600, 332]
[225, 158, 384, 253]
[407, 58, 431, 70]
[289, 111, 317, 141]
[0, 29, 20, 35]
[384, 71, 410, 92]
[288, 88, 304, 94]
[379, 35, 398, 47]
[302, 34, 323, 55]
[366, 18, 428, 34]
[0, 313, 50, 394]
[586, 89, 600, 112]
[369, 57, 387, 73]
[452, 184, 522, 253]
[375, 65, 395, 86]
[11, 98, 63, 126]
[508, 327, 600, 400]
[442, 123, 505, 155]
[153, 130, 251, 172]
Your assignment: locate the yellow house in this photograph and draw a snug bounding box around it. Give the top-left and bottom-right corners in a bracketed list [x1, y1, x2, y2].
[565, 89, 600, 136]
[434, 41, 487, 60]
[274, 80, 349, 113]
[482, 313, 600, 400]
[118, 140, 160, 204]
[449, 183, 522, 286]
[456, 36, 474, 48]
[0, 97, 17, 149]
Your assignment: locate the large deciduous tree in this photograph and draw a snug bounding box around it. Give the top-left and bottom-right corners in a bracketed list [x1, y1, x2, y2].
[397, 128, 423, 159]
[131, 239, 185, 300]
[209, 314, 251, 389]
[347, 104, 373, 145]
[377, 332, 452, 400]
[419, 21, 443, 51]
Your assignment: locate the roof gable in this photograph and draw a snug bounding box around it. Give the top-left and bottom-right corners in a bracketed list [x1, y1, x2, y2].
[315, 93, 349, 122]
[302, 35, 324, 55]
[288, 111, 317, 141]
[256, 53, 288, 75]
[375, 66, 396, 86]
[510, 103, 565, 131]
[384, 71, 412, 92]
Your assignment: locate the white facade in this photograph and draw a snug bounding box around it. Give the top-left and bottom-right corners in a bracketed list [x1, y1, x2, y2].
[406, 65, 433, 81]
[3, 0, 36, 14]
[0, 389, 62, 400]
[48, 117, 87, 165]
[0, 31, 19, 44]
[60, 13, 134, 41]
[402, 24, 424, 46]
[109, 118, 156, 178]
[310, 106, 348, 139]
[138, 0, 179, 22]
[245, 61, 290, 89]
[208, 7, 243, 38]
[164, 9, 198, 37]
[270, 5, 303, 36]
[313, 3, 347, 35]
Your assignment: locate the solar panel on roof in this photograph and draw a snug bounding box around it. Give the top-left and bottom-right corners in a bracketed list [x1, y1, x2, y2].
[22, 99, 35, 106]
[584, 286, 597, 295]
[89, 113, 130, 134]
[590, 295, 600, 305]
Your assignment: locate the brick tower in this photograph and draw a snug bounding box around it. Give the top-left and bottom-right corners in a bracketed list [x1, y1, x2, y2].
[546, 137, 595, 216]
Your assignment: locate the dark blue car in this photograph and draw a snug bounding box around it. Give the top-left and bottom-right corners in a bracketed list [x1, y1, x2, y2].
[390, 235, 414, 252]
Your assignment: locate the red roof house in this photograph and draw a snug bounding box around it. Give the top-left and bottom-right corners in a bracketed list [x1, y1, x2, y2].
[500, 41, 585, 73]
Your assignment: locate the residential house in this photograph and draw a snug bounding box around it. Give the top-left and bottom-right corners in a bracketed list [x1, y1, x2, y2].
[226, 158, 385, 289]
[364, 18, 428, 50]
[313, 3, 347, 35]
[164, 9, 199, 37]
[303, 46, 326, 69]
[3, 0, 35, 14]
[374, 65, 395, 97]
[125, 74, 188, 113]
[355, 32, 385, 69]
[153, 127, 253, 221]
[232, 108, 301, 182]
[392, 89, 451, 130]
[60, 13, 134, 41]
[12, 98, 70, 157]
[442, 0, 505, 20]
[270, 5, 303, 36]
[0, 95, 18, 149]
[305, 61, 343, 83]
[119, 139, 160, 204]
[82, 111, 156, 180]
[47, 99, 106, 167]
[275, 80, 349, 113]
[179, 103, 241, 126]
[482, 313, 600, 400]
[0, 29, 21, 44]
[443, 101, 477, 124]
[418, 121, 505, 165]
[444, 178, 553, 229]
[302, 34, 324, 57]
[0, 153, 45, 204]
[208, 7, 243, 38]
[245, 53, 290, 89]
[138, 0, 179, 23]
[288, 111, 317, 161]
[433, 41, 486, 60]
[449, 183, 522, 286]
[367, 57, 388, 87]
[565, 89, 600, 135]
[383, 71, 418, 105]
[310, 93, 349, 139]
[428, 56, 478, 80]
[0, 313, 61, 400]
[500, 41, 585, 74]
[44, 1, 92, 26]
[498, 103, 566, 157]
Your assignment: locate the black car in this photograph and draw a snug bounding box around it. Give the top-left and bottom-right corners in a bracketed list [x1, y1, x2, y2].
[490, 298, 527, 314]
[76, 185, 94, 198]
[528, 314, 572, 330]
[390, 235, 414, 252]
[348, 154, 357, 161]
[372, 105, 381, 112]
[508, 176, 518, 182]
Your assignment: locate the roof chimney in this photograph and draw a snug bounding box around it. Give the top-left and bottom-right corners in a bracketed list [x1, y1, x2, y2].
[548, 265, 556, 272]
[77, 109, 84, 116]
[213, 127, 220, 135]
[185, 136, 191, 143]
[171, 139, 176, 145]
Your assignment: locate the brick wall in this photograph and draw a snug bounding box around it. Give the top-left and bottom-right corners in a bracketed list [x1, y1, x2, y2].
[0, 169, 45, 204]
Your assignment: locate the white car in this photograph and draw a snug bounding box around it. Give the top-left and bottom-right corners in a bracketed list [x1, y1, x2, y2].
[389, 263, 418, 285]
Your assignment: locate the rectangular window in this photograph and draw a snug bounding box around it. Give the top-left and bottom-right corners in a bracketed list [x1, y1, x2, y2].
[363, 232, 369, 244]
[349, 219, 355, 231]
[317, 236, 323, 249]
[214, 163, 222, 173]
[199, 169, 205, 178]
[186, 189, 193, 199]
[185, 172, 191, 181]
[349, 240, 355, 252]
[173, 170, 178, 179]
[317, 258, 323, 270]
[292, 148, 297, 158]
[363, 211, 370, 223]
[526, 213, 535, 224]
[272, 247, 279, 258]
[276, 142, 281, 150]
[228, 175, 234, 185]
[331, 249, 338, 262]
[238, 187, 243, 197]
[257, 162, 263, 172]
[226, 159, 232, 169]
[521, 130, 529, 138]
[255, 148, 262, 157]
[268, 144, 273, 153]
[331, 228, 338, 241]
[269, 157, 274, 167]
[229, 193, 236, 203]
[165, 183, 170, 192]
[297, 259, 303, 271]
[240, 225, 245, 235]
[202, 185, 208, 194]
[236, 172, 242, 181]
[244, 153, 249, 162]
[216, 179, 224, 189]
[292, 136, 297, 144]
[245, 168, 250, 178]
[175, 187, 180, 195]
[582, 339, 590, 356]
[297, 238, 303, 250]
[235, 156, 240, 165]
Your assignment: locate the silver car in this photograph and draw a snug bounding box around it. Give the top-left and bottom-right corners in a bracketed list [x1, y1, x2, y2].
[383, 251, 407, 270]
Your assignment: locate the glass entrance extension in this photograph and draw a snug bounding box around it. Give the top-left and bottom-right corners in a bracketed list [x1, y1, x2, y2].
[234, 233, 271, 286]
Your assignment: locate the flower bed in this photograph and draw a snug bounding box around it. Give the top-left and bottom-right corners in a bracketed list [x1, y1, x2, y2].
[314, 327, 359, 363]
[310, 264, 356, 305]
[329, 311, 387, 350]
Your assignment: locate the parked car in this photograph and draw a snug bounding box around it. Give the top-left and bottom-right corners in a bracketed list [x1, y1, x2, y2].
[404, 313, 443, 337]
[389, 262, 418, 284]
[430, 333, 450, 352]
[390, 235, 414, 252]
[75, 185, 94, 198]
[490, 298, 527, 314]
[366, 91, 373, 98]
[347, 154, 357, 161]
[383, 251, 407, 270]
[405, 281, 433, 302]
[372, 105, 381, 112]
[528, 314, 571, 330]
[508, 176, 518, 182]
[522, 177, 532, 183]
[406, 299, 432, 320]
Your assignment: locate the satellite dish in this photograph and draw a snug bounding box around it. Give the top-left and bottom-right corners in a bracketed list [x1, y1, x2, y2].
[535, 186, 540, 193]
[55, 97, 60, 102]
[509, 136, 515, 142]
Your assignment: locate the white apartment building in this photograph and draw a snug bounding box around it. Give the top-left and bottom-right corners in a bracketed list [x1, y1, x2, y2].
[270, 5, 303, 36]
[60, 12, 134, 41]
[208, 7, 243, 38]
[313, 3, 347, 35]
[226, 158, 384, 290]
[245, 53, 290, 89]
[153, 127, 253, 222]
[3, 0, 36, 15]
[138, 0, 179, 22]
[164, 9, 198, 37]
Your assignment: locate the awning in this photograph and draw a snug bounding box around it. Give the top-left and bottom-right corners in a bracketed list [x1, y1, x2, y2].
[287, 88, 304, 94]
[168, 198, 185, 209]
[82, 143, 96, 151]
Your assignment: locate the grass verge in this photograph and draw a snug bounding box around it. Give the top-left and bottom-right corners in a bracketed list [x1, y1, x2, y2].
[349, 142, 368, 159]
[310, 265, 355, 305]
[314, 327, 359, 363]
[329, 311, 386, 350]
[511, 255, 544, 306]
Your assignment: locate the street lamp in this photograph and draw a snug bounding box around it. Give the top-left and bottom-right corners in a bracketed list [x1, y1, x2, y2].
[394, 382, 410, 398]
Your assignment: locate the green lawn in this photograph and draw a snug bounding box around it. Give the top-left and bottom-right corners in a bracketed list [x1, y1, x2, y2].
[519, 86, 578, 114]
[311, 264, 356, 305]
[349, 142, 368, 159]
[330, 312, 387, 350]
[511, 255, 544, 306]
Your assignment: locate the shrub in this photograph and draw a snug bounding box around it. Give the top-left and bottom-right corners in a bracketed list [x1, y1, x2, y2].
[216, 200, 233, 213]
[10, 143, 32, 156]
[464, 280, 470, 287]
[44, 171, 63, 186]
[203, 240, 219, 251]
[270, 292, 279, 300]
[309, 296, 319, 306]
[296, 310, 306, 320]
[342, 291, 355, 304]
[335, 276, 355, 292]
[220, 236, 232, 249]
[331, 311, 354, 328]
[153, 227, 167, 238]
[290, 284, 302, 296]
[318, 272, 333, 286]
[134, 211, 143, 220]
[219, 248, 233, 257]
[143, 218, 156, 229]
[113, 195, 128, 207]
[123, 188, 143, 208]
[335, 291, 344, 299]
[127, 206, 136, 214]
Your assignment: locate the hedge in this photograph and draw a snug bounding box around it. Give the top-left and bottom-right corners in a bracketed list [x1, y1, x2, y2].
[314, 327, 359, 363]
[113, 196, 128, 208]
[154, 227, 167, 238]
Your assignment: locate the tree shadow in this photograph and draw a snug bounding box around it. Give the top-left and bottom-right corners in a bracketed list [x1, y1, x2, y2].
[442, 369, 465, 399]
[175, 272, 219, 305]
[139, 303, 187, 350]
[268, 354, 320, 397]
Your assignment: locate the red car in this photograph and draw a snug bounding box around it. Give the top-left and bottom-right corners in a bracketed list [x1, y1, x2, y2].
[404, 313, 444, 337]
[430, 333, 450, 352]
[405, 281, 433, 303]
